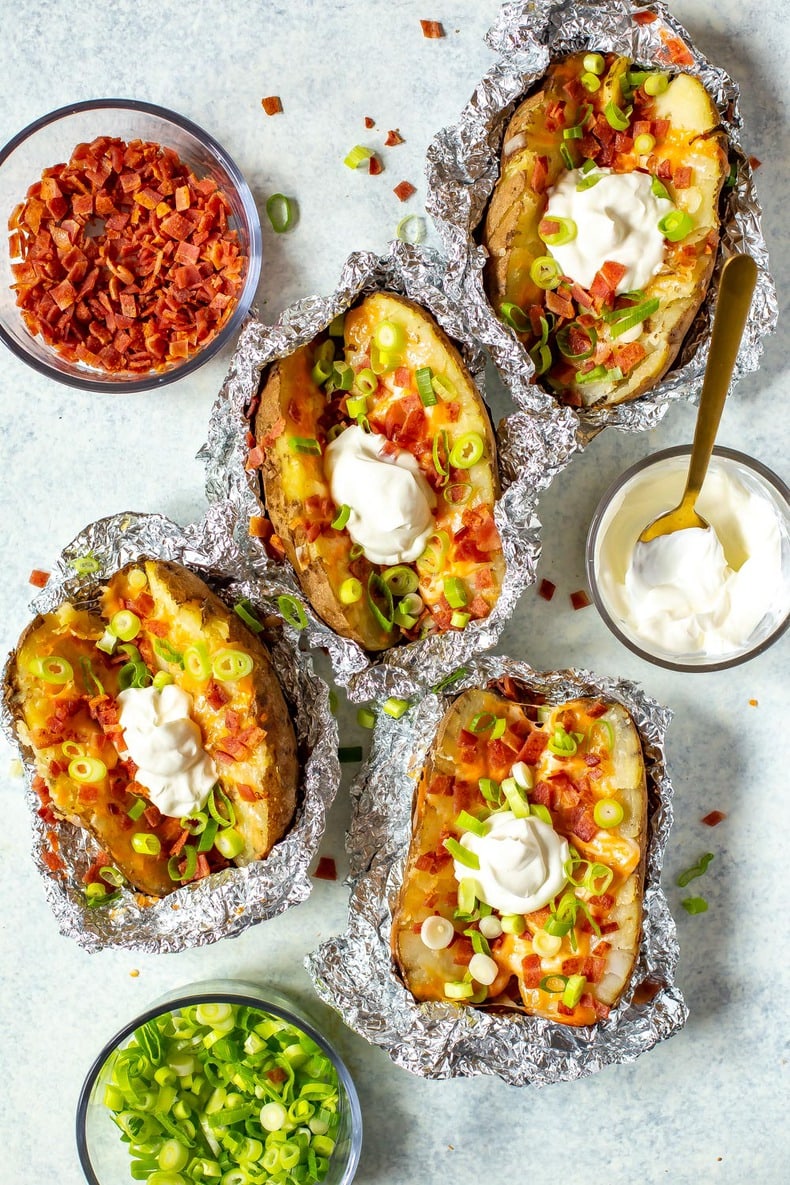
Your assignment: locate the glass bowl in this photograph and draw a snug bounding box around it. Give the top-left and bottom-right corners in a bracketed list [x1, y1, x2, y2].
[76, 979, 362, 1185]
[0, 99, 262, 391]
[586, 446, 790, 672]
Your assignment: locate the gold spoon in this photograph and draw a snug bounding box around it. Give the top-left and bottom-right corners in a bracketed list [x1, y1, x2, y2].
[638, 253, 758, 544]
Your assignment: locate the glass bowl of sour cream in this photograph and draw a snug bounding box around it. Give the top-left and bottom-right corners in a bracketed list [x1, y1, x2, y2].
[586, 446, 790, 671]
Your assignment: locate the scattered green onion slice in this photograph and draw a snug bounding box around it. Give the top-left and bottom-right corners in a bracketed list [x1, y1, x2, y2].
[214, 827, 245, 860]
[79, 656, 104, 696]
[212, 649, 254, 682]
[593, 798, 624, 828]
[345, 395, 367, 420]
[444, 981, 475, 1000]
[651, 176, 671, 201]
[339, 577, 362, 605]
[289, 435, 322, 455]
[606, 297, 660, 338]
[132, 832, 161, 856]
[499, 301, 530, 333]
[344, 144, 373, 169]
[153, 638, 184, 668]
[530, 343, 552, 376]
[431, 667, 468, 694]
[443, 480, 472, 506]
[559, 142, 575, 171]
[644, 72, 669, 96]
[110, 610, 141, 641]
[383, 697, 410, 719]
[70, 552, 101, 575]
[450, 610, 470, 630]
[443, 576, 467, 610]
[127, 797, 147, 821]
[356, 707, 376, 730]
[331, 361, 354, 391]
[539, 216, 577, 247]
[311, 357, 333, 385]
[431, 429, 450, 482]
[443, 837, 480, 869]
[502, 777, 529, 819]
[233, 599, 264, 634]
[415, 366, 437, 407]
[682, 896, 709, 914]
[98, 865, 124, 888]
[658, 209, 694, 242]
[604, 100, 632, 131]
[183, 642, 212, 680]
[354, 368, 377, 396]
[328, 312, 345, 336]
[676, 852, 715, 888]
[95, 628, 117, 655]
[633, 132, 656, 155]
[540, 973, 569, 994]
[577, 363, 609, 385]
[500, 913, 526, 935]
[69, 755, 107, 783]
[576, 170, 603, 192]
[331, 504, 351, 531]
[455, 810, 486, 836]
[396, 214, 426, 244]
[457, 878, 478, 915]
[30, 654, 73, 685]
[530, 803, 552, 826]
[561, 974, 587, 1007]
[265, 193, 296, 233]
[478, 777, 502, 805]
[417, 530, 450, 576]
[563, 124, 584, 141]
[490, 717, 507, 740]
[180, 812, 208, 836]
[469, 712, 495, 734]
[529, 255, 562, 290]
[448, 432, 484, 470]
[373, 320, 405, 353]
[197, 817, 219, 852]
[277, 595, 308, 630]
[370, 342, 400, 374]
[583, 52, 605, 75]
[367, 571, 394, 631]
[581, 71, 601, 93]
[548, 726, 578, 756]
[431, 373, 456, 401]
[207, 785, 235, 829]
[556, 321, 597, 361]
[383, 565, 419, 596]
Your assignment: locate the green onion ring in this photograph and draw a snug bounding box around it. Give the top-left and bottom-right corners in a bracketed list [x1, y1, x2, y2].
[265, 193, 296, 233]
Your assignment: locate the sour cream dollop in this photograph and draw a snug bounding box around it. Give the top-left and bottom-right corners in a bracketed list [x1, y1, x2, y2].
[118, 684, 217, 817]
[544, 168, 674, 293]
[594, 456, 789, 658]
[453, 811, 569, 915]
[324, 424, 436, 565]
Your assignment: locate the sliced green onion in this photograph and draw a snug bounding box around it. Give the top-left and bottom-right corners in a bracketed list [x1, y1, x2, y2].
[127, 797, 147, 821]
[607, 297, 660, 338]
[431, 667, 468, 694]
[431, 429, 450, 482]
[265, 193, 295, 233]
[576, 170, 602, 192]
[367, 571, 394, 631]
[644, 72, 669, 96]
[490, 717, 507, 740]
[585, 863, 614, 894]
[396, 214, 426, 243]
[593, 798, 624, 828]
[539, 216, 577, 247]
[627, 69, 649, 89]
[331, 504, 351, 530]
[110, 610, 141, 641]
[233, 599, 264, 634]
[448, 431, 484, 469]
[502, 777, 529, 819]
[529, 255, 562, 290]
[383, 697, 410, 719]
[184, 642, 212, 680]
[577, 364, 609, 385]
[353, 368, 377, 397]
[98, 865, 124, 888]
[214, 827, 244, 860]
[339, 577, 362, 604]
[556, 321, 597, 360]
[373, 320, 405, 353]
[563, 124, 583, 141]
[559, 143, 575, 171]
[211, 649, 254, 682]
[450, 611, 470, 629]
[548, 726, 578, 756]
[344, 144, 373, 169]
[417, 530, 450, 576]
[311, 357, 333, 385]
[540, 973, 569, 994]
[658, 209, 694, 242]
[651, 176, 671, 201]
[180, 812, 208, 836]
[197, 818, 219, 852]
[370, 342, 400, 374]
[530, 342, 553, 376]
[676, 852, 715, 888]
[79, 656, 104, 696]
[500, 914, 526, 935]
[469, 712, 495, 734]
[328, 312, 345, 336]
[443, 480, 472, 506]
[561, 974, 587, 1007]
[415, 366, 437, 407]
[478, 777, 502, 805]
[153, 638, 184, 667]
[395, 591, 423, 619]
[581, 71, 601, 93]
[345, 396, 367, 421]
[356, 707, 376, 729]
[132, 832, 162, 856]
[69, 755, 107, 783]
[444, 981, 475, 1000]
[604, 100, 632, 131]
[533, 805, 555, 828]
[633, 132, 656, 154]
[583, 52, 605, 75]
[331, 361, 354, 391]
[443, 576, 467, 610]
[682, 896, 709, 914]
[167, 844, 198, 883]
[277, 594, 308, 630]
[95, 628, 117, 655]
[288, 435, 322, 455]
[455, 810, 486, 836]
[30, 654, 73, 685]
[207, 786, 235, 829]
[383, 565, 419, 596]
[70, 552, 101, 575]
[499, 301, 530, 333]
[457, 878, 478, 915]
[443, 837, 480, 869]
[431, 373, 456, 402]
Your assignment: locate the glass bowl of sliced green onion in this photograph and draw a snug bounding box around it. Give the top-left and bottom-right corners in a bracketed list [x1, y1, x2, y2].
[76, 980, 362, 1185]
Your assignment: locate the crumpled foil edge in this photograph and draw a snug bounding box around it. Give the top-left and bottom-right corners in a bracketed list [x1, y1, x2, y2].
[306, 654, 687, 1086]
[425, 0, 778, 445]
[0, 505, 339, 953]
[199, 240, 580, 699]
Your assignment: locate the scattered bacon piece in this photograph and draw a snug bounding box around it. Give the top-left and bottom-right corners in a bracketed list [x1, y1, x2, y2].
[701, 810, 727, 827]
[385, 129, 405, 147]
[28, 568, 50, 587]
[658, 32, 695, 67]
[261, 96, 283, 115]
[673, 166, 693, 190]
[570, 589, 591, 610]
[420, 19, 445, 38]
[249, 515, 272, 540]
[364, 116, 375, 129]
[368, 155, 383, 176]
[538, 579, 556, 602]
[748, 698, 758, 706]
[531, 154, 549, 194]
[749, 155, 762, 171]
[314, 855, 337, 881]
[634, 9, 657, 22]
[393, 180, 416, 202]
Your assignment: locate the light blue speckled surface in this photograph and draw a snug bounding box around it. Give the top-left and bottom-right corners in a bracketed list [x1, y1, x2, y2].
[0, 2, 787, 1183]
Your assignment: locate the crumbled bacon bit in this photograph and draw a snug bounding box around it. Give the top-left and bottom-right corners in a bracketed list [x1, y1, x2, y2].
[28, 568, 50, 587]
[701, 810, 727, 827]
[633, 10, 657, 23]
[385, 129, 405, 147]
[749, 156, 762, 171]
[249, 515, 273, 540]
[570, 589, 591, 610]
[9, 136, 246, 376]
[657, 32, 695, 66]
[364, 116, 375, 129]
[538, 579, 556, 601]
[261, 96, 283, 115]
[368, 155, 383, 176]
[420, 19, 445, 38]
[393, 180, 416, 202]
[314, 855, 337, 881]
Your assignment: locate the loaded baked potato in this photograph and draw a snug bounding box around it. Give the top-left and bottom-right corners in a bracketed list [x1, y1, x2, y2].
[5, 560, 298, 901]
[392, 684, 647, 1026]
[251, 292, 504, 651]
[483, 52, 728, 407]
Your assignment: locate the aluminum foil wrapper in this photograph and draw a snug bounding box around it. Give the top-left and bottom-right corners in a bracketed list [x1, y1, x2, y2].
[306, 655, 686, 1085]
[425, 0, 777, 444]
[0, 506, 339, 953]
[200, 240, 578, 700]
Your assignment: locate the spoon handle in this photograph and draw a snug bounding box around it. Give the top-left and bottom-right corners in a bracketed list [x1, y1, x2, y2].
[683, 253, 758, 504]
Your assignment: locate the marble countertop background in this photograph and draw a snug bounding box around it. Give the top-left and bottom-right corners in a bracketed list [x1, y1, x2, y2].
[0, 2, 787, 1183]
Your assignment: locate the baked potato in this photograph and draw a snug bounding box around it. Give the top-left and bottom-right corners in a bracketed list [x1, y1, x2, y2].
[392, 685, 647, 1026]
[5, 559, 298, 901]
[252, 292, 504, 651]
[483, 52, 728, 407]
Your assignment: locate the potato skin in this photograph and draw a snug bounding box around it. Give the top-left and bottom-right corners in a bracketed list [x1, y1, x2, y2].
[392, 688, 647, 1025]
[482, 53, 729, 407]
[254, 292, 504, 650]
[5, 559, 298, 898]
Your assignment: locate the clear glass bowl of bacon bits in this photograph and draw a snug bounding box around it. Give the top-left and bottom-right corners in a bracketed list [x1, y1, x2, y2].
[0, 99, 261, 391]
